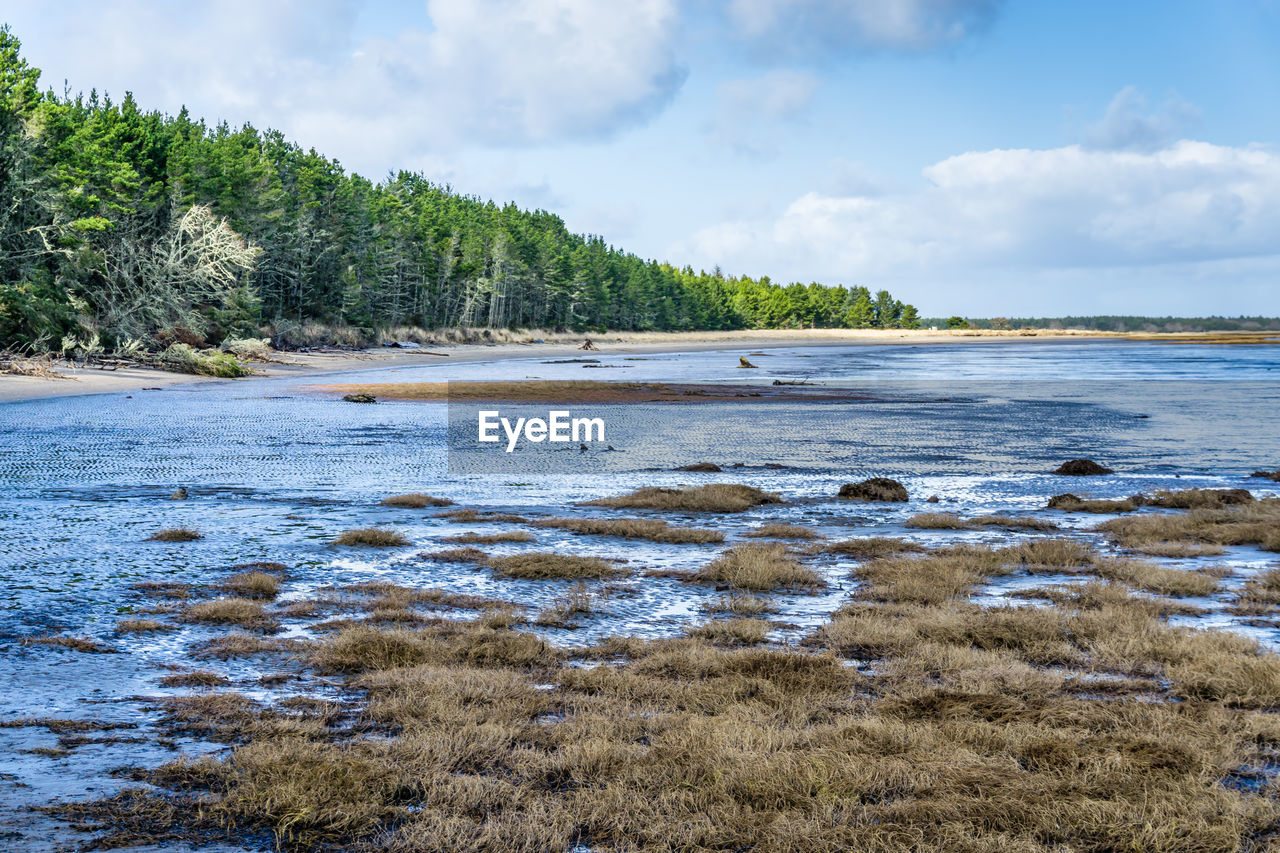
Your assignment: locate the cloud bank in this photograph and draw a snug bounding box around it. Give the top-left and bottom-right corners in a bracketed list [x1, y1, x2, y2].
[4, 0, 687, 163]
[676, 139, 1280, 313]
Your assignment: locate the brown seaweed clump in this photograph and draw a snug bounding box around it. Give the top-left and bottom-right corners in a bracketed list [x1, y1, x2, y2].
[838, 478, 908, 502]
[146, 528, 202, 543]
[1047, 493, 1140, 513]
[1053, 459, 1114, 476]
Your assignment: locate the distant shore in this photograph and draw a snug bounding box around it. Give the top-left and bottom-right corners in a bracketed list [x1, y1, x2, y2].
[2, 327, 1274, 404]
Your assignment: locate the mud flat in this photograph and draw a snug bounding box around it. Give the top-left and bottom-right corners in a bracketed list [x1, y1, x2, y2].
[310, 379, 886, 404]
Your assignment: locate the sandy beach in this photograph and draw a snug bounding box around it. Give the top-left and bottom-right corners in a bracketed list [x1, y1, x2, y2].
[4, 327, 1275, 404]
[0, 327, 1159, 404]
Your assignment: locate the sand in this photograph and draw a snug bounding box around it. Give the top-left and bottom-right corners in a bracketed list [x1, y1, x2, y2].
[1, 326, 1255, 404]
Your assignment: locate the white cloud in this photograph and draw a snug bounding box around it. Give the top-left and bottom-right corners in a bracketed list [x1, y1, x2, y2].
[3, 0, 686, 170]
[1082, 86, 1201, 151]
[674, 140, 1280, 313]
[725, 0, 1002, 59]
[707, 69, 818, 156]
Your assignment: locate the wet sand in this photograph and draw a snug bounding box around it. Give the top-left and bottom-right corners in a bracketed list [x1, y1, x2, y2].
[0, 328, 1117, 404]
[310, 379, 886, 403]
[3, 328, 1275, 404]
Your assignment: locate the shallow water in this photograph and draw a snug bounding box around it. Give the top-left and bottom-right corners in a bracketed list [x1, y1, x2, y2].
[1, 340, 1278, 850]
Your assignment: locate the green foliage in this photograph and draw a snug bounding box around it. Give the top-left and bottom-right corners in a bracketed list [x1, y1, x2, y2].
[946, 316, 971, 329]
[0, 277, 83, 349]
[0, 28, 918, 353]
[68, 216, 112, 232]
[159, 343, 250, 377]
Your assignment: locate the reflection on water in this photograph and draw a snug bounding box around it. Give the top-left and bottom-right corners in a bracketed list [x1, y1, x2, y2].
[0, 341, 1278, 849]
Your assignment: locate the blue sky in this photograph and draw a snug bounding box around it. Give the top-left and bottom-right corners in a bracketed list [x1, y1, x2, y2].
[4, 0, 1279, 315]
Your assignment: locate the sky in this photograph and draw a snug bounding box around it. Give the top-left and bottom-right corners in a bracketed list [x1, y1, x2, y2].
[3, 0, 1280, 316]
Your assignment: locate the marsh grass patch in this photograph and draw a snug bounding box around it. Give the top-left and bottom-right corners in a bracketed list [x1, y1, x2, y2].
[585, 483, 782, 513]
[687, 617, 772, 646]
[532, 516, 724, 544]
[487, 552, 624, 580]
[53, 602, 1280, 852]
[906, 512, 1058, 531]
[115, 619, 178, 635]
[692, 542, 825, 592]
[131, 581, 194, 599]
[1000, 538, 1097, 568]
[812, 537, 927, 559]
[219, 571, 282, 600]
[703, 593, 776, 616]
[534, 583, 604, 628]
[337, 581, 515, 613]
[310, 622, 555, 673]
[438, 508, 531, 523]
[331, 528, 411, 547]
[184, 599, 280, 632]
[146, 528, 202, 543]
[189, 633, 300, 659]
[1231, 568, 1280, 617]
[441, 531, 535, 545]
[157, 670, 232, 688]
[419, 546, 489, 564]
[1098, 499, 1280, 553]
[743, 523, 822, 540]
[41, 490, 1280, 852]
[1047, 494, 1141, 513]
[21, 635, 117, 653]
[1145, 488, 1255, 509]
[379, 493, 453, 508]
[1092, 558, 1221, 597]
[1131, 542, 1229, 558]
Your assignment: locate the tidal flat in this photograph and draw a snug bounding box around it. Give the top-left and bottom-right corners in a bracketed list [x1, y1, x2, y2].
[2, 341, 1280, 851]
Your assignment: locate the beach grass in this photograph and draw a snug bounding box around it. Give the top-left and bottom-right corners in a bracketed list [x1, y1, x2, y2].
[487, 552, 623, 580]
[146, 528, 202, 543]
[691, 542, 824, 592]
[219, 571, 282, 600]
[441, 531, 536, 545]
[742, 523, 822, 540]
[585, 483, 782, 513]
[379, 493, 453, 508]
[531, 516, 723, 544]
[331, 528, 411, 547]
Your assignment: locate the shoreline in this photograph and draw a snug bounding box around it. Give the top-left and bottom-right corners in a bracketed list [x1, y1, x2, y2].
[1, 327, 1272, 404]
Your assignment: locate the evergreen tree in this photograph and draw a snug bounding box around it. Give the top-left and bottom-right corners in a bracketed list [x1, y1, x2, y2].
[0, 28, 920, 351]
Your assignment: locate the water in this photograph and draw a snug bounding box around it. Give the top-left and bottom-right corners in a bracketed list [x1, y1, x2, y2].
[1, 340, 1278, 850]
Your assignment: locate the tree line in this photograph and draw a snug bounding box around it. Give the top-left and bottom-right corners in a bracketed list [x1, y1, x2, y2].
[0, 27, 918, 355]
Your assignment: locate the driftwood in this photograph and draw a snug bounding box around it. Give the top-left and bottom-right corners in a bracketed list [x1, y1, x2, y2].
[579, 338, 598, 351]
[0, 353, 73, 379]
